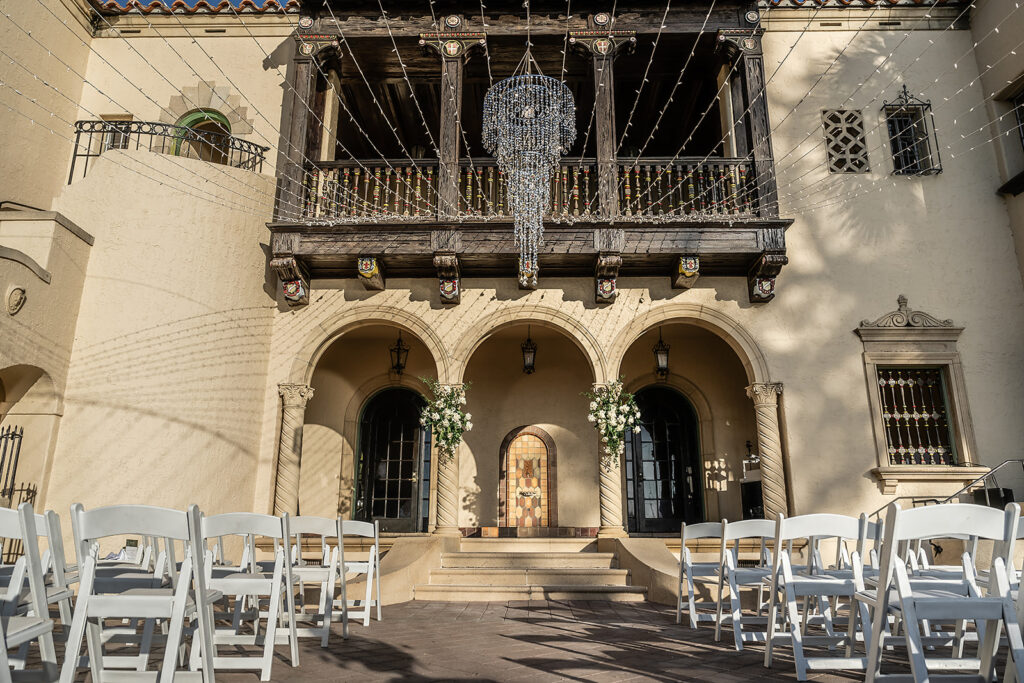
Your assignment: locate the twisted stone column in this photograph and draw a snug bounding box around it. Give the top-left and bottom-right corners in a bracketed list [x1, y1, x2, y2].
[273, 383, 313, 516]
[598, 457, 627, 538]
[746, 382, 787, 520]
[433, 448, 460, 536]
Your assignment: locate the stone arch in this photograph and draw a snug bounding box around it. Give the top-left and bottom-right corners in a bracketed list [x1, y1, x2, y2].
[0, 365, 59, 415]
[161, 80, 254, 136]
[450, 306, 608, 384]
[290, 305, 453, 386]
[608, 304, 771, 385]
[498, 425, 558, 528]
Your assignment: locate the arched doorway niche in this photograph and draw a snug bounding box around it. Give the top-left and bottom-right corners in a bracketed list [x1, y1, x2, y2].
[618, 324, 757, 525]
[461, 323, 596, 530]
[0, 364, 61, 510]
[302, 324, 439, 526]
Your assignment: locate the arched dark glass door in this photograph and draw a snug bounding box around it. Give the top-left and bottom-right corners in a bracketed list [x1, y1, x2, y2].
[624, 386, 702, 533]
[355, 388, 431, 532]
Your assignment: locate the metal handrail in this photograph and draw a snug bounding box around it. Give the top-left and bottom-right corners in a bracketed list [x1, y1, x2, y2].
[69, 120, 270, 182]
[939, 459, 1024, 504]
[868, 459, 1024, 519]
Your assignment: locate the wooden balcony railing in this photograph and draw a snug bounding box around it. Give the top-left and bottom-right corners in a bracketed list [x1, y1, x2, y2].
[617, 158, 759, 218]
[302, 157, 760, 222]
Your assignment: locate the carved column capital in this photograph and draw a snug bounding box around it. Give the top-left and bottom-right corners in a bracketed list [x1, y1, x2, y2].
[279, 383, 314, 408]
[745, 382, 783, 406]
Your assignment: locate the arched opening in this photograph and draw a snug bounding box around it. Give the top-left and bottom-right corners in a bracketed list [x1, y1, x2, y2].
[301, 323, 441, 522]
[625, 386, 702, 533]
[0, 365, 59, 510]
[462, 323, 594, 531]
[355, 387, 431, 532]
[618, 323, 758, 525]
[174, 109, 231, 165]
[499, 426, 557, 529]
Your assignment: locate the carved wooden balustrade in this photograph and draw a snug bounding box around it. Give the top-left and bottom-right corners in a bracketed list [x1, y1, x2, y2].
[302, 157, 758, 221]
[617, 158, 759, 219]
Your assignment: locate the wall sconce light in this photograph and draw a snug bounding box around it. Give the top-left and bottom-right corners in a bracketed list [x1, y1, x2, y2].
[652, 328, 670, 379]
[521, 325, 537, 375]
[390, 330, 409, 375]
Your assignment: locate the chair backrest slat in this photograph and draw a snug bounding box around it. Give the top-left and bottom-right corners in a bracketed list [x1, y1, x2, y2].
[776, 513, 862, 543]
[341, 520, 376, 539]
[722, 519, 775, 542]
[291, 515, 340, 538]
[202, 512, 285, 540]
[682, 522, 722, 542]
[73, 504, 190, 542]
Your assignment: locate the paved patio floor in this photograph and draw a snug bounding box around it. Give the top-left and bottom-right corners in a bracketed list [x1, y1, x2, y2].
[217, 600, 885, 682]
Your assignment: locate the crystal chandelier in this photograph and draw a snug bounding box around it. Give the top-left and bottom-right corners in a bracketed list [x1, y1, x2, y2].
[483, 55, 575, 286]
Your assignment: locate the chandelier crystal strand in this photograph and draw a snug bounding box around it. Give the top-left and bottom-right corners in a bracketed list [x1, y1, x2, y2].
[483, 71, 576, 286]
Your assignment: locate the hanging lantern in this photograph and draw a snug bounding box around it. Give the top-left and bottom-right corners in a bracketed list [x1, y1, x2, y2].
[483, 58, 576, 287]
[653, 328, 670, 379]
[521, 325, 537, 375]
[390, 330, 409, 376]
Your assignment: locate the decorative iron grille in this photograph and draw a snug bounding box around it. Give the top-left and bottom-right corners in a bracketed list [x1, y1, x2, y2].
[821, 109, 870, 173]
[882, 86, 942, 176]
[876, 368, 956, 466]
[68, 120, 269, 182]
[0, 424, 24, 503]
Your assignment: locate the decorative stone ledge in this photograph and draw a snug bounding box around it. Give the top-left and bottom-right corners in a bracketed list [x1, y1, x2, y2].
[871, 465, 990, 496]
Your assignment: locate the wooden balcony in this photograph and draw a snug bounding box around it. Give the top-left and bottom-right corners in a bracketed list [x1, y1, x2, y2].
[272, 156, 790, 307]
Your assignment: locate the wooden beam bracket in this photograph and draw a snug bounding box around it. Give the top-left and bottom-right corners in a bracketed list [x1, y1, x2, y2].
[434, 252, 461, 305]
[595, 252, 622, 305]
[356, 256, 385, 291]
[747, 251, 788, 304]
[673, 256, 700, 290]
[270, 255, 310, 307]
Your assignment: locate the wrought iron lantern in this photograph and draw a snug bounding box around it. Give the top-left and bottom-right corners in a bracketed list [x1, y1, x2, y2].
[521, 326, 537, 375]
[653, 328, 670, 379]
[390, 330, 409, 376]
[483, 53, 576, 287]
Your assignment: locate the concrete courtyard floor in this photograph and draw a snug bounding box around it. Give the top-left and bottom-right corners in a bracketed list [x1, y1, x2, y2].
[217, 600, 890, 682]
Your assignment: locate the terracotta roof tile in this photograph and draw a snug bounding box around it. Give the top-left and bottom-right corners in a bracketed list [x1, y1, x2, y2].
[90, 0, 299, 13]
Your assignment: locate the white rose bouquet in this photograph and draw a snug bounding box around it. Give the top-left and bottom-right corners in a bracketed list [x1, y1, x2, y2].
[584, 379, 641, 468]
[420, 379, 472, 465]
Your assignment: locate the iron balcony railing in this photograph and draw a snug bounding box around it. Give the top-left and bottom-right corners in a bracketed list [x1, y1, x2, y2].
[69, 120, 270, 182]
[301, 156, 762, 222]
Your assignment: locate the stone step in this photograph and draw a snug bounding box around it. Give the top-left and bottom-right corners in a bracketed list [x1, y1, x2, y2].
[414, 583, 647, 602]
[429, 568, 630, 586]
[459, 538, 597, 553]
[441, 552, 616, 569]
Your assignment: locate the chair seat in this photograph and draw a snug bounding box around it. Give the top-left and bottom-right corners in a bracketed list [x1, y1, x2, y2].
[3, 615, 54, 648]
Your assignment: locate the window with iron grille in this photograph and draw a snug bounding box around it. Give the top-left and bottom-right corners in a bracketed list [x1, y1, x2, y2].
[882, 86, 942, 175]
[821, 109, 870, 173]
[100, 115, 132, 151]
[875, 367, 956, 466]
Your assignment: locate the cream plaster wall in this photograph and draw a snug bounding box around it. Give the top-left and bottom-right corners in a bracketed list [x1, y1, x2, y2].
[969, 0, 1024, 282]
[0, 0, 93, 209]
[0, 210, 92, 507]
[43, 149, 276, 521]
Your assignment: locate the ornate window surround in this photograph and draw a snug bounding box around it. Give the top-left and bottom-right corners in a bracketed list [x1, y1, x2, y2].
[856, 295, 986, 495]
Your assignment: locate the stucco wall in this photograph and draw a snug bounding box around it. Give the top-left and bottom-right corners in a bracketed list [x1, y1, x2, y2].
[44, 149, 275, 520]
[0, 0, 93, 209]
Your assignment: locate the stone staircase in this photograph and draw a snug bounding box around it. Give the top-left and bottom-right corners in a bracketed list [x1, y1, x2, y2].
[413, 539, 647, 602]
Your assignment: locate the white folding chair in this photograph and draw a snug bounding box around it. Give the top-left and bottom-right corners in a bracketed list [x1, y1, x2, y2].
[61, 503, 214, 683]
[677, 522, 722, 628]
[194, 512, 298, 682]
[0, 503, 58, 681]
[339, 520, 381, 627]
[861, 502, 1024, 683]
[715, 518, 776, 650]
[289, 515, 348, 646]
[764, 513, 871, 681]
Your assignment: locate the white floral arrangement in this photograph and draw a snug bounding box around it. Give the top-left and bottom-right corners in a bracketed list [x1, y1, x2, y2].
[420, 379, 472, 465]
[584, 379, 641, 468]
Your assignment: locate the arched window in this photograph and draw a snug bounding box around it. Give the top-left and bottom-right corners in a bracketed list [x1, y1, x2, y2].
[174, 109, 231, 165]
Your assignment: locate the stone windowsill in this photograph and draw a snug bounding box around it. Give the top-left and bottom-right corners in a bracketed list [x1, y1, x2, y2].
[872, 465, 990, 496]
